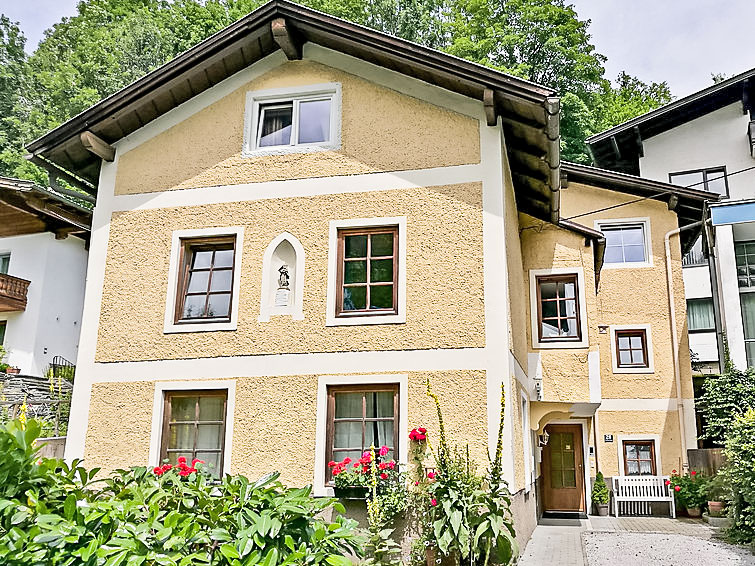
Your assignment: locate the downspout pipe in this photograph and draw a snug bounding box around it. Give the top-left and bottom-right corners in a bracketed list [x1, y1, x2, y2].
[664, 220, 702, 471]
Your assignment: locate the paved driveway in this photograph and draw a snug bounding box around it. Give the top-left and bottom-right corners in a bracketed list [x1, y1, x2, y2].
[519, 517, 755, 566]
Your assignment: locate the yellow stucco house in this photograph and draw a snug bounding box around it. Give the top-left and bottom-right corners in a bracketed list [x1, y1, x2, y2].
[26, 0, 715, 544]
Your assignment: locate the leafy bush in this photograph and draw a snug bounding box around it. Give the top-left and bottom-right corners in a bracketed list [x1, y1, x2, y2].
[591, 472, 609, 505]
[722, 408, 755, 543]
[668, 470, 709, 510]
[0, 419, 363, 565]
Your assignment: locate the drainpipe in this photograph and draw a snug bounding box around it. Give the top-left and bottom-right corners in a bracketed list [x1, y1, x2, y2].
[664, 221, 702, 471]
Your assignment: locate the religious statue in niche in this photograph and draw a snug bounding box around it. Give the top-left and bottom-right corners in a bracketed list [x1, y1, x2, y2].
[274, 264, 291, 307]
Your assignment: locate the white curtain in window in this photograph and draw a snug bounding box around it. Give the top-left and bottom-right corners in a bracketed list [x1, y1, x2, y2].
[687, 299, 714, 331]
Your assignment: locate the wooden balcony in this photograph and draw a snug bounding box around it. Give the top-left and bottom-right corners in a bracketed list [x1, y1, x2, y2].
[0, 273, 30, 312]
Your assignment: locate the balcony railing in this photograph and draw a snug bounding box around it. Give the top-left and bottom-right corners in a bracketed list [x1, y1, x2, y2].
[0, 273, 30, 312]
[682, 248, 707, 267]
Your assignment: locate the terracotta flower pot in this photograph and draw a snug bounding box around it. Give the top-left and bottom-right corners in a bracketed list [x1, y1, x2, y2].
[686, 506, 702, 518]
[708, 501, 725, 516]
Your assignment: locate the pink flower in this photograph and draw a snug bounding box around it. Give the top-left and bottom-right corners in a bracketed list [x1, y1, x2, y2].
[431, 498, 437, 506]
[379, 445, 389, 456]
[427, 471, 436, 480]
[672, 469, 677, 474]
[153, 466, 163, 476]
[380, 473, 388, 480]
[362, 451, 371, 459]
[414, 481, 419, 486]
[664, 480, 671, 486]
[674, 485, 681, 492]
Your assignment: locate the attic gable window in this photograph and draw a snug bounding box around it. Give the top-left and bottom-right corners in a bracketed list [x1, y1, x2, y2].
[244, 84, 341, 156]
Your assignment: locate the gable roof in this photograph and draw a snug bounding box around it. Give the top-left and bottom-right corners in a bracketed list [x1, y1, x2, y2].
[585, 67, 755, 174]
[0, 177, 92, 240]
[26, 0, 563, 223]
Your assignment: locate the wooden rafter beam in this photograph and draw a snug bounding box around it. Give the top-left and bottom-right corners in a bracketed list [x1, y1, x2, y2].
[271, 18, 302, 60]
[80, 130, 115, 162]
[483, 88, 497, 126]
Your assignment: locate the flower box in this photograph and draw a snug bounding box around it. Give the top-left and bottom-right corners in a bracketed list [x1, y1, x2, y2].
[333, 485, 369, 500]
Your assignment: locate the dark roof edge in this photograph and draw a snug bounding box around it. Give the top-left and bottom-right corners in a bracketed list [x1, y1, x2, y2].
[0, 176, 93, 216]
[557, 218, 604, 241]
[586, 66, 755, 144]
[26, 0, 555, 155]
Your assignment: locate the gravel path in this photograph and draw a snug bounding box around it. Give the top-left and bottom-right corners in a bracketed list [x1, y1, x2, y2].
[583, 532, 755, 566]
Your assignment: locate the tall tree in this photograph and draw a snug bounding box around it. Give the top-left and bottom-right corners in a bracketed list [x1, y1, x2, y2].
[0, 16, 28, 178]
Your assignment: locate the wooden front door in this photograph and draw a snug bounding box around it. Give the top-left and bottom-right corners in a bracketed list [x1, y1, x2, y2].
[542, 424, 585, 513]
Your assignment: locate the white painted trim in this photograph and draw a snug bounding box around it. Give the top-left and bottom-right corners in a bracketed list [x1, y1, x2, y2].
[599, 398, 679, 411]
[325, 216, 407, 326]
[588, 350, 602, 403]
[313, 374, 408, 497]
[163, 227, 244, 333]
[521, 392, 533, 493]
[608, 324, 655, 374]
[616, 434, 662, 477]
[148, 380, 236, 476]
[545, 419, 591, 512]
[595, 217, 653, 269]
[258, 232, 305, 321]
[242, 83, 342, 157]
[528, 267, 589, 349]
[110, 164, 485, 212]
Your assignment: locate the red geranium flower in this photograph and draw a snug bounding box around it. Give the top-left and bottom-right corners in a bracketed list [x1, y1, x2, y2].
[672, 469, 677, 474]
[177, 456, 187, 465]
[328, 461, 337, 468]
[430, 498, 437, 506]
[427, 471, 436, 480]
[664, 480, 671, 486]
[153, 466, 163, 476]
[380, 473, 388, 480]
[690, 470, 697, 476]
[674, 485, 681, 492]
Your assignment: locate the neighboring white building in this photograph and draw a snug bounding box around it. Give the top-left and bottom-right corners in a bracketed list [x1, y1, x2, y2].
[587, 69, 755, 373]
[0, 177, 91, 376]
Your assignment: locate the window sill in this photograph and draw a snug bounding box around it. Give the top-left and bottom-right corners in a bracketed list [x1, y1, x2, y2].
[326, 313, 405, 326]
[532, 339, 588, 349]
[602, 262, 653, 270]
[612, 367, 655, 375]
[241, 142, 340, 159]
[164, 320, 237, 333]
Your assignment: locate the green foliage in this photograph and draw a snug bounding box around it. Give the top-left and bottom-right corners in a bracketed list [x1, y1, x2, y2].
[669, 470, 709, 510]
[0, 418, 363, 565]
[363, 447, 402, 566]
[697, 350, 755, 444]
[722, 409, 755, 543]
[591, 472, 609, 505]
[707, 472, 732, 505]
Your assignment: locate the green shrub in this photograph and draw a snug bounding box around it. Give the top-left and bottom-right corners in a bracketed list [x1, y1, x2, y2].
[723, 408, 755, 543]
[668, 470, 709, 509]
[0, 419, 363, 565]
[591, 472, 609, 505]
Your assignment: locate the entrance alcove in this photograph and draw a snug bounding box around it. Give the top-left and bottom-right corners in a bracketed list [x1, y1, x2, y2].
[259, 232, 305, 321]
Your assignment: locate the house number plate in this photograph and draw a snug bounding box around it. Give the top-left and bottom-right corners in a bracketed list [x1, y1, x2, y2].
[604, 434, 614, 443]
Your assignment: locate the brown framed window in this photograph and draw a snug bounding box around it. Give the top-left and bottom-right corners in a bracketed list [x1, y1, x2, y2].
[325, 384, 399, 482]
[536, 274, 581, 341]
[336, 226, 398, 317]
[623, 440, 656, 476]
[175, 237, 235, 323]
[160, 390, 227, 477]
[615, 329, 649, 368]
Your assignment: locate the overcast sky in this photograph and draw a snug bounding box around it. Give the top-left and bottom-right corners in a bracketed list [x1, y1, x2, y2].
[2, 0, 754, 98]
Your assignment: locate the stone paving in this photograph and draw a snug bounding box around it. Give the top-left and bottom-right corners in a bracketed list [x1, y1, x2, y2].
[518, 517, 754, 566]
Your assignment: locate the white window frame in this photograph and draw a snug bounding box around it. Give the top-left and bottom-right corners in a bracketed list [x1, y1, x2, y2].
[595, 218, 652, 269]
[529, 267, 589, 349]
[616, 434, 662, 477]
[242, 83, 342, 157]
[313, 373, 408, 497]
[163, 226, 244, 334]
[609, 324, 655, 374]
[326, 216, 407, 327]
[148, 380, 236, 476]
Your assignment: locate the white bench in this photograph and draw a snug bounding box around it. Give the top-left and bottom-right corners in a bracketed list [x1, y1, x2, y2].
[612, 476, 675, 518]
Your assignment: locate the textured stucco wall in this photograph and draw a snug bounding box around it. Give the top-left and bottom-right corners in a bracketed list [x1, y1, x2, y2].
[561, 182, 694, 401]
[83, 370, 489, 482]
[596, 410, 683, 477]
[114, 60, 480, 195]
[96, 183, 484, 362]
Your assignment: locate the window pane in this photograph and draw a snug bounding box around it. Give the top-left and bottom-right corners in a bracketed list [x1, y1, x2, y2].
[619, 350, 632, 365]
[618, 335, 630, 349]
[539, 281, 557, 300]
[622, 227, 644, 245]
[563, 298, 577, 317]
[0, 254, 9, 274]
[187, 271, 210, 293]
[365, 421, 394, 451]
[167, 451, 193, 465]
[625, 444, 637, 459]
[563, 470, 576, 487]
[541, 321, 560, 338]
[688, 299, 714, 331]
[345, 235, 367, 258]
[169, 424, 194, 449]
[207, 293, 231, 318]
[741, 293, 755, 340]
[370, 285, 393, 309]
[192, 250, 214, 269]
[335, 392, 363, 418]
[365, 391, 394, 417]
[630, 335, 643, 349]
[334, 421, 362, 449]
[623, 244, 646, 263]
[626, 461, 640, 475]
[541, 301, 558, 319]
[550, 470, 563, 489]
[632, 349, 646, 365]
[669, 171, 704, 189]
[210, 270, 233, 292]
[196, 424, 223, 449]
[639, 460, 653, 475]
[298, 99, 331, 144]
[214, 249, 234, 268]
[638, 444, 652, 458]
[259, 104, 293, 147]
[371, 233, 393, 256]
[199, 396, 224, 421]
[706, 170, 727, 195]
[183, 295, 206, 318]
[343, 286, 366, 310]
[195, 451, 221, 475]
[370, 259, 393, 283]
[344, 261, 367, 283]
[604, 245, 624, 263]
[562, 317, 578, 336]
[171, 397, 196, 421]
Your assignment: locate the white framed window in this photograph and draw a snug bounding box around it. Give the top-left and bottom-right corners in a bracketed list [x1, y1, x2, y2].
[148, 380, 236, 477]
[325, 217, 407, 327]
[313, 374, 408, 496]
[163, 227, 244, 334]
[616, 434, 661, 477]
[595, 218, 652, 268]
[529, 267, 589, 349]
[609, 324, 655, 374]
[243, 83, 341, 157]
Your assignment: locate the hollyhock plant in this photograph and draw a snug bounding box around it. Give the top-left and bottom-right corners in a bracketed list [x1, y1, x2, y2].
[409, 427, 427, 442]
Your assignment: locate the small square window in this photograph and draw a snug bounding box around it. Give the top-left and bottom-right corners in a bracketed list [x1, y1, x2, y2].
[175, 237, 236, 324]
[255, 95, 333, 149]
[615, 329, 649, 368]
[160, 390, 227, 477]
[622, 440, 656, 476]
[536, 274, 581, 342]
[600, 222, 648, 266]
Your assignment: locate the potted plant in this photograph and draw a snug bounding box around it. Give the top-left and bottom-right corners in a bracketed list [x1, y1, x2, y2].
[591, 471, 610, 516]
[706, 473, 730, 517]
[328, 445, 401, 501]
[668, 469, 709, 517]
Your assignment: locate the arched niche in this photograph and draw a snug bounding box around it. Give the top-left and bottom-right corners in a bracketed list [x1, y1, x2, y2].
[259, 232, 305, 321]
